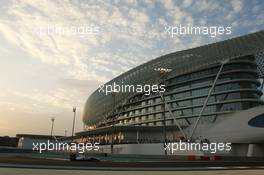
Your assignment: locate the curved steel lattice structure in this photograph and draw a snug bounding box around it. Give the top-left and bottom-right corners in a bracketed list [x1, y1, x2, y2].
[83, 30, 264, 129]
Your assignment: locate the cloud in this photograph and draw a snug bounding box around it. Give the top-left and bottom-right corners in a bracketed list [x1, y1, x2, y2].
[0, 0, 263, 84]
[230, 0, 243, 13]
[0, 0, 160, 83]
[0, 101, 34, 114]
[182, 0, 193, 8]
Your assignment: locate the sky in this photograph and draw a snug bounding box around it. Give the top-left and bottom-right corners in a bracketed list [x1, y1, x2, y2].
[0, 0, 263, 137]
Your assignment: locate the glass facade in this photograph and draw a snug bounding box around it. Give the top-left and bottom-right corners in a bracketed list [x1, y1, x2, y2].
[82, 31, 264, 130]
[95, 56, 263, 129]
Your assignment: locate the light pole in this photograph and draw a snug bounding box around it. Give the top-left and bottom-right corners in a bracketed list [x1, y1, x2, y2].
[65, 129, 67, 137]
[50, 117, 55, 136]
[72, 106, 77, 137]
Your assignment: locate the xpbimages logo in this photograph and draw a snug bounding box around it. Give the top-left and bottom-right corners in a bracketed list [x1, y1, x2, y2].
[98, 82, 166, 95]
[164, 24, 232, 38]
[164, 141, 232, 154]
[32, 140, 100, 153]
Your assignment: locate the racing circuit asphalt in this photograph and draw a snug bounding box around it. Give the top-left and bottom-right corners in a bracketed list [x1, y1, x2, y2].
[0, 153, 264, 171]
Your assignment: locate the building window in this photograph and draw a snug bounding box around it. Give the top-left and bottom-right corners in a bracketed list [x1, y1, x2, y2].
[156, 113, 162, 119]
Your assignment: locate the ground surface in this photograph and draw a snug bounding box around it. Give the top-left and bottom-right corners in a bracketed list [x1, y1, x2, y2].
[0, 153, 264, 171]
[1, 168, 264, 175]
